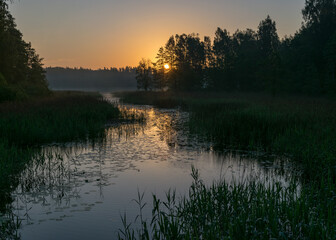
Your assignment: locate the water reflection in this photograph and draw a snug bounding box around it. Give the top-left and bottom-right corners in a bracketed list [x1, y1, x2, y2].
[1, 93, 299, 240]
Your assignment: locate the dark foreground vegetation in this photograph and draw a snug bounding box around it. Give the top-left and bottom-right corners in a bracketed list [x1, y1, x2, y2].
[117, 91, 336, 239]
[0, 92, 121, 239]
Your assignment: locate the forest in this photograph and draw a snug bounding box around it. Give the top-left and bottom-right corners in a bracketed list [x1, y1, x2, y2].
[136, 1, 336, 96]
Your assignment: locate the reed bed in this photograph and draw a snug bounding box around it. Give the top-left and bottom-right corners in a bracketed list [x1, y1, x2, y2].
[117, 91, 336, 239]
[119, 168, 336, 240]
[0, 91, 122, 238]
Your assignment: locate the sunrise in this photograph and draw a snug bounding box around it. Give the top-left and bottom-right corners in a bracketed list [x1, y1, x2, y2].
[1, 0, 336, 239]
[9, 0, 304, 69]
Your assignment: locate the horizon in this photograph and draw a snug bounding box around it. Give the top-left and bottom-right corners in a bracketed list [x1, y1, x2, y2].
[10, 0, 305, 69]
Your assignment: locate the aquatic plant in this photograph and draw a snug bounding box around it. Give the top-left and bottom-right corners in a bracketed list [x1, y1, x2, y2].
[119, 168, 336, 240]
[0, 92, 122, 237]
[118, 91, 336, 239]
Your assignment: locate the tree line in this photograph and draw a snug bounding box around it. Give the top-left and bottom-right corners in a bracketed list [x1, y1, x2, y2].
[46, 67, 137, 91]
[136, 0, 336, 96]
[0, 0, 49, 102]
[46, 66, 136, 73]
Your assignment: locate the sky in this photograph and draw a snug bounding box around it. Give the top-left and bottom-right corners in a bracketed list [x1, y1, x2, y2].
[9, 0, 306, 69]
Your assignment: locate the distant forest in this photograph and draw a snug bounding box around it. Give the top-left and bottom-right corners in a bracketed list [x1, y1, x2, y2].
[46, 67, 137, 92]
[136, 0, 336, 96]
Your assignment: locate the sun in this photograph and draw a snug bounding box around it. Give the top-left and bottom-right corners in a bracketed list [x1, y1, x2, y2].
[164, 64, 170, 70]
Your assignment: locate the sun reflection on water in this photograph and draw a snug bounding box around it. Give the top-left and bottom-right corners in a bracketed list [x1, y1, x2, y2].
[0, 93, 300, 240]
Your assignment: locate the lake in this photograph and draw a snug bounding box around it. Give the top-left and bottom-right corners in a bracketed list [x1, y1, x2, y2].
[2, 93, 296, 240]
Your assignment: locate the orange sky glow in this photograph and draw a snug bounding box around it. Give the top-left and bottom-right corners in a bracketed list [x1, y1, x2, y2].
[10, 0, 305, 69]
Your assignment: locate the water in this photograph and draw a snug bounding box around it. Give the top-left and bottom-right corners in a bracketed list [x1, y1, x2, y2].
[2, 93, 297, 240]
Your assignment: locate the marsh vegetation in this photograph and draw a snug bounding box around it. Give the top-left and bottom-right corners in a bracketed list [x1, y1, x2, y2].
[117, 91, 336, 239]
[2, 0, 336, 239]
[0, 92, 122, 239]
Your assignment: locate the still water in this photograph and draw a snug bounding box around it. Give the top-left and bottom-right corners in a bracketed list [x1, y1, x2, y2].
[3, 93, 296, 239]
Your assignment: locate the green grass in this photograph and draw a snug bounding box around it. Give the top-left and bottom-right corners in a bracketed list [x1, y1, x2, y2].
[117, 91, 336, 239]
[0, 91, 121, 181]
[0, 91, 122, 239]
[118, 91, 336, 180]
[119, 168, 336, 240]
[0, 91, 121, 145]
[186, 98, 336, 181]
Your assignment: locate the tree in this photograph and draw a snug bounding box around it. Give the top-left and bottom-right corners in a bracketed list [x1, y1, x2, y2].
[212, 28, 236, 90]
[145, 3, 336, 95]
[213, 28, 235, 70]
[174, 33, 205, 90]
[324, 32, 336, 93]
[164, 36, 178, 90]
[233, 29, 259, 90]
[0, 0, 49, 100]
[257, 15, 280, 57]
[303, 0, 336, 28]
[136, 58, 153, 91]
[257, 16, 280, 94]
[302, 0, 336, 93]
[152, 47, 166, 90]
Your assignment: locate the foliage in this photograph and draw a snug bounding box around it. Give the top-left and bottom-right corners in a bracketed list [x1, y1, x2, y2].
[0, 92, 121, 239]
[118, 91, 336, 239]
[0, 0, 49, 101]
[0, 92, 121, 146]
[136, 59, 153, 91]
[135, 0, 336, 96]
[119, 90, 336, 181]
[119, 168, 336, 240]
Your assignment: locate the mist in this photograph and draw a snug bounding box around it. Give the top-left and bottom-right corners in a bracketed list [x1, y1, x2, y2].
[46, 67, 137, 92]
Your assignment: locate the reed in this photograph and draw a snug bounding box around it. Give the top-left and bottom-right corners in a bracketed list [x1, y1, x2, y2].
[117, 91, 336, 239]
[119, 169, 336, 240]
[0, 91, 122, 238]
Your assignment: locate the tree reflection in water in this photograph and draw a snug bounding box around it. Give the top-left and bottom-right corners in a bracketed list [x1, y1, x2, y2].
[0, 97, 300, 239]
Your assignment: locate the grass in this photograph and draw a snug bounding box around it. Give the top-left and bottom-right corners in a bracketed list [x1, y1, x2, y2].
[0, 91, 122, 239]
[118, 91, 336, 180]
[119, 168, 336, 240]
[0, 91, 121, 145]
[117, 91, 336, 239]
[186, 97, 336, 181]
[0, 91, 121, 182]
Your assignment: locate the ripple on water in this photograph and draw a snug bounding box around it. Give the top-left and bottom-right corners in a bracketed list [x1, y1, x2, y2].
[1, 93, 300, 240]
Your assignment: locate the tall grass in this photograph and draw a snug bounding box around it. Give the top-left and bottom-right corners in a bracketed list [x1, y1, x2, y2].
[0, 91, 122, 238]
[187, 98, 336, 180]
[118, 91, 336, 180]
[119, 168, 336, 240]
[117, 91, 336, 239]
[0, 91, 121, 146]
[0, 91, 122, 186]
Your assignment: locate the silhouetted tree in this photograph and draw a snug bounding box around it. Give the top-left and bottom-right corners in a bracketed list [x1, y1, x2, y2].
[301, 0, 336, 93]
[152, 47, 166, 90]
[174, 33, 205, 90]
[139, 1, 336, 96]
[164, 36, 178, 90]
[233, 29, 259, 90]
[257, 16, 280, 94]
[211, 28, 236, 90]
[136, 58, 153, 91]
[0, 0, 49, 100]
